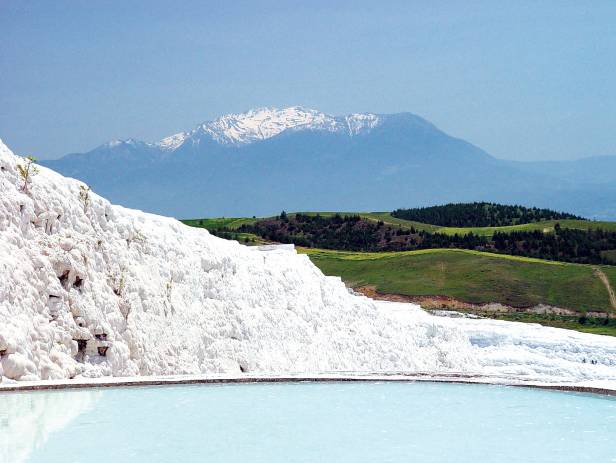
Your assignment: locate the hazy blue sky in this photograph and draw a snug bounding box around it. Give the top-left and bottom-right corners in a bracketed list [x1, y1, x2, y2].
[1, 1, 615, 160]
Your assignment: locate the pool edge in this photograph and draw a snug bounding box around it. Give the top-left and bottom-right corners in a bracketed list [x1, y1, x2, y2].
[2, 374, 616, 397]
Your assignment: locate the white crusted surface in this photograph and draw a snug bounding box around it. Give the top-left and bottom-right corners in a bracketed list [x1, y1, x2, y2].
[1, 138, 616, 385]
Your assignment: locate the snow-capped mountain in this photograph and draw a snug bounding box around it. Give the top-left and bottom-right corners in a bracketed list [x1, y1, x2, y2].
[41, 107, 616, 219]
[155, 106, 381, 151]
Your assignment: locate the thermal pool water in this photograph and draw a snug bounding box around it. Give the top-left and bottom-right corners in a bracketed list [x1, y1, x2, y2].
[2, 382, 615, 463]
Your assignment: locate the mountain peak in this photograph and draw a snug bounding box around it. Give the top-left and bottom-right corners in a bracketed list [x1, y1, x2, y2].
[155, 106, 382, 151]
[201, 106, 335, 145]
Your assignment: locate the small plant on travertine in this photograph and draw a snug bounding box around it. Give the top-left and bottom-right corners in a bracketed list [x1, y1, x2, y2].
[79, 184, 91, 213]
[127, 230, 147, 248]
[113, 271, 126, 297]
[17, 156, 39, 193]
[166, 278, 173, 303]
[134, 230, 146, 243]
[110, 269, 131, 320]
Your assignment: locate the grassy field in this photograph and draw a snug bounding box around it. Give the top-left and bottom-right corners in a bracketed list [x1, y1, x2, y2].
[182, 217, 258, 230]
[300, 248, 616, 335]
[301, 248, 614, 312]
[605, 266, 616, 290]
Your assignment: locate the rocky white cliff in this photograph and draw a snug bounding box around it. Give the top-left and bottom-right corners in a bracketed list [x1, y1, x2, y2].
[2, 138, 616, 384]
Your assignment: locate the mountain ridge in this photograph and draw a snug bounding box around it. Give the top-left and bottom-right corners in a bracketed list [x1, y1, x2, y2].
[92, 107, 388, 154]
[40, 107, 616, 220]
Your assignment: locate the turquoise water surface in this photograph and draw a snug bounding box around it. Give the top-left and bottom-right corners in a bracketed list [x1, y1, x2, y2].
[3, 382, 616, 463]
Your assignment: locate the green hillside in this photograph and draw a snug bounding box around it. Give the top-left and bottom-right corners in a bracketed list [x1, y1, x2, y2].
[182, 217, 258, 230]
[353, 213, 616, 237]
[301, 248, 616, 335]
[183, 212, 616, 265]
[302, 248, 611, 310]
[184, 213, 616, 238]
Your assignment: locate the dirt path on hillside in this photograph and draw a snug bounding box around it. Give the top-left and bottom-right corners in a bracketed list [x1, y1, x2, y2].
[593, 267, 616, 311]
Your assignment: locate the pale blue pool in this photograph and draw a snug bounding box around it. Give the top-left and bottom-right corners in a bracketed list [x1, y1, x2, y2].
[3, 382, 616, 463]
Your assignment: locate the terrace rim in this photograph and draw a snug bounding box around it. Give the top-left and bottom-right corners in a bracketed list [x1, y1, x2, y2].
[1, 372, 616, 397]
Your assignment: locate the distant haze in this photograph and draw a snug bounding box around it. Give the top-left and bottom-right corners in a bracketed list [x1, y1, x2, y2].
[1, 1, 616, 161]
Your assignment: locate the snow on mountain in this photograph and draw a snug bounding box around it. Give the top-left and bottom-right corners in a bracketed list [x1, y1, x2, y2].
[2, 138, 616, 385]
[201, 107, 338, 145]
[102, 138, 149, 150]
[156, 132, 189, 151]
[344, 113, 380, 136]
[155, 106, 381, 151]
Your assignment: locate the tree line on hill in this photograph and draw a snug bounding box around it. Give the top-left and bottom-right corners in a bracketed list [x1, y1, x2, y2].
[235, 213, 616, 265]
[491, 225, 616, 264]
[391, 202, 584, 227]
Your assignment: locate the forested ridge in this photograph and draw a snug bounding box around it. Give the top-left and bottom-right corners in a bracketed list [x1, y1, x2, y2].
[392, 202, 584, 227]
[234, 213, 616, 265]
